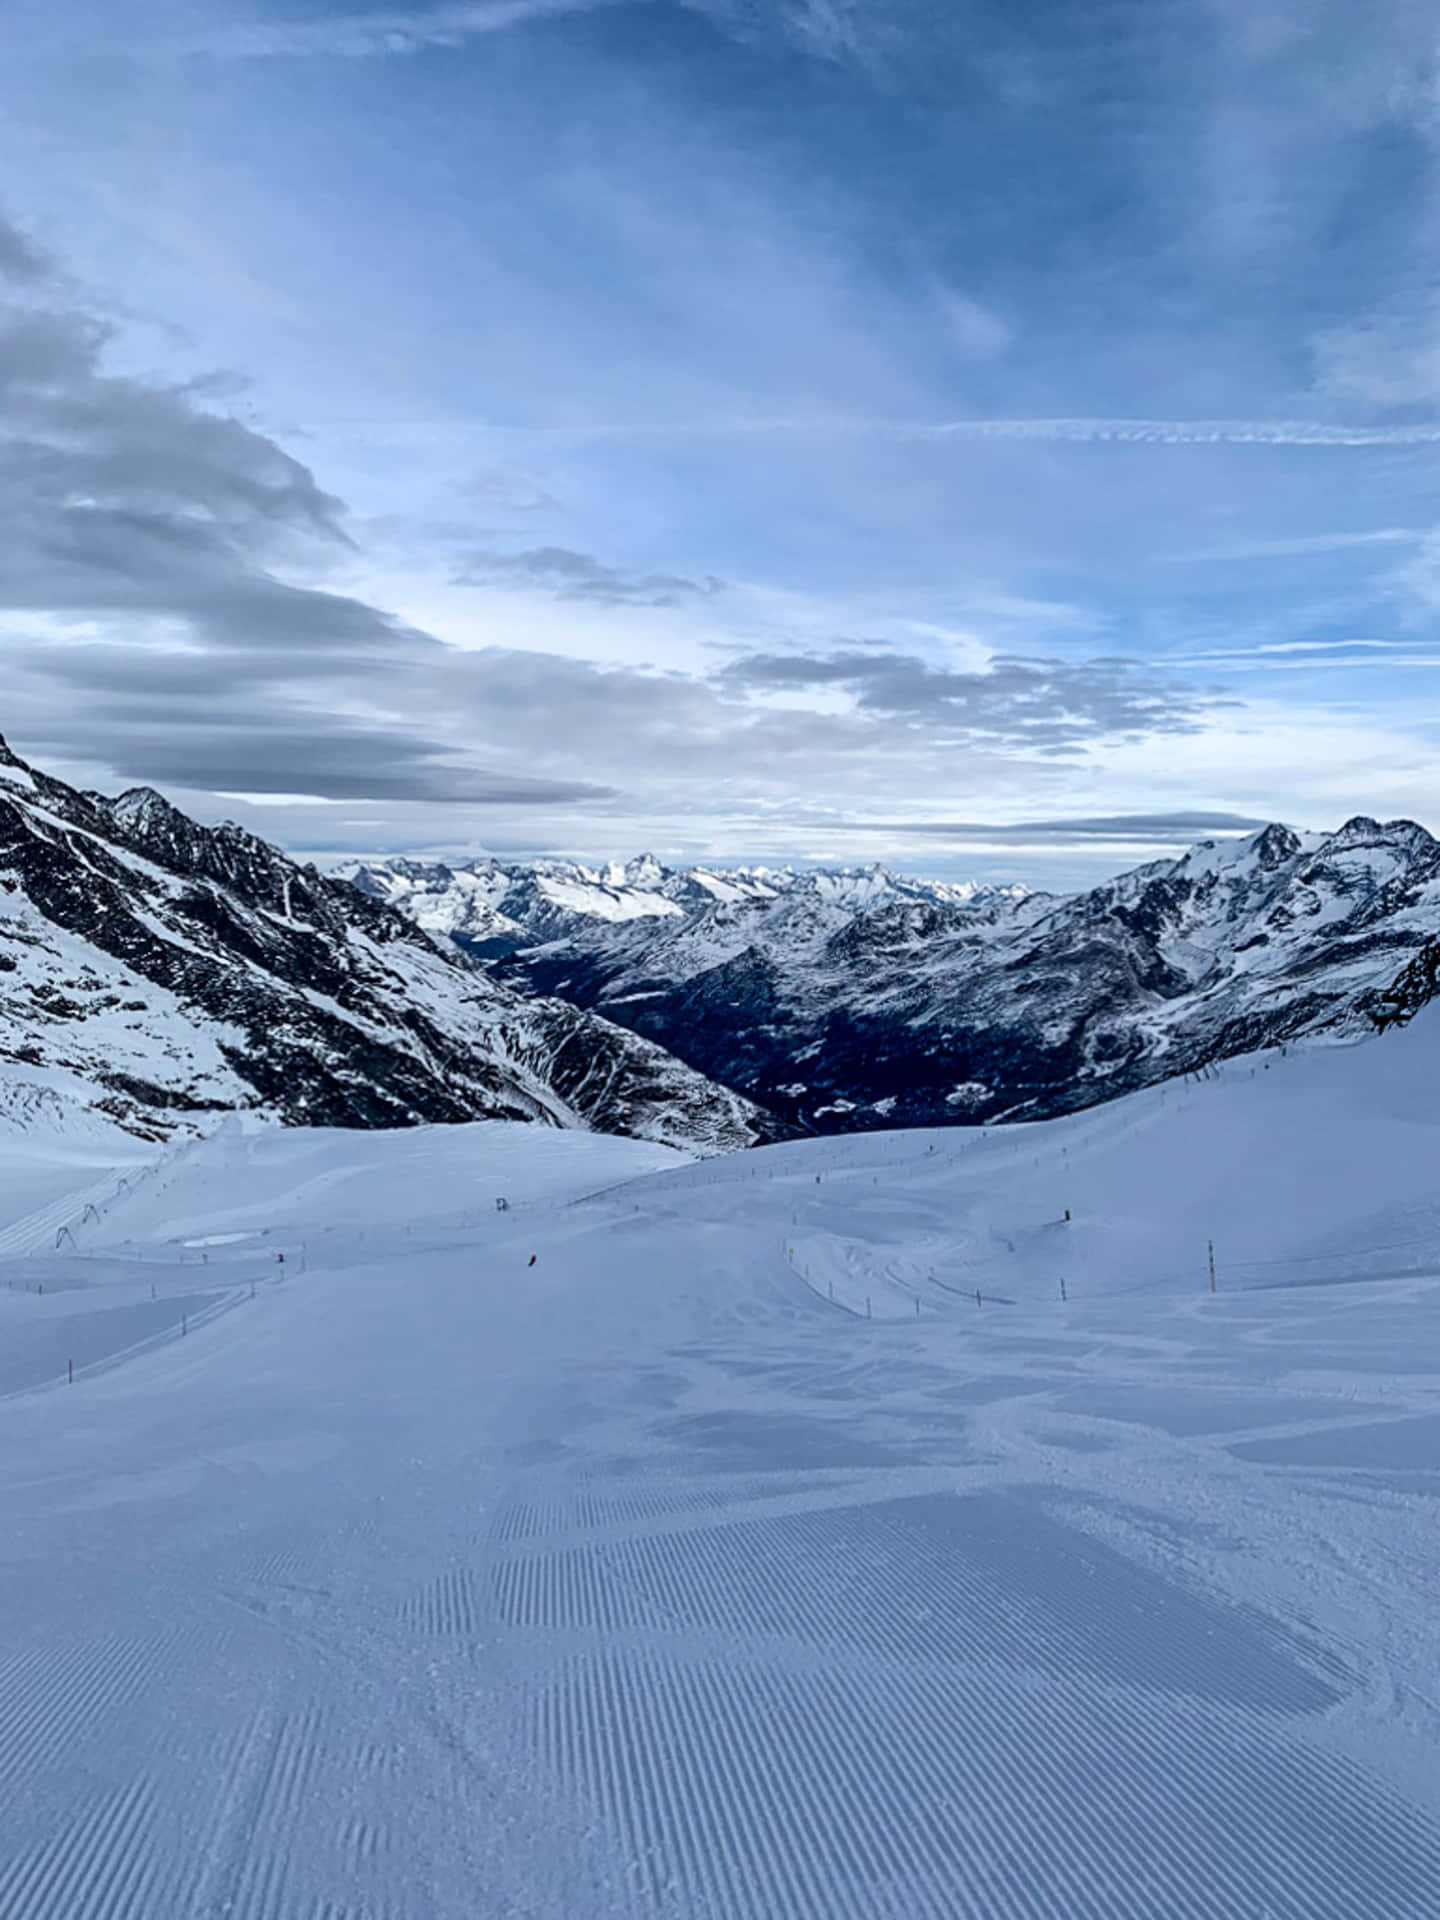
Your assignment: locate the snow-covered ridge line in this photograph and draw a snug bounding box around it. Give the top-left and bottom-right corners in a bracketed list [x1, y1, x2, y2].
[0, 735, 782, 1153]
[334, 849, 1030, 952]
[344, 817, 1440, 1135]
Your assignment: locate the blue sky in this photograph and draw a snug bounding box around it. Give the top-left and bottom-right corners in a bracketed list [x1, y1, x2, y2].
[3, 0, 1440, 884]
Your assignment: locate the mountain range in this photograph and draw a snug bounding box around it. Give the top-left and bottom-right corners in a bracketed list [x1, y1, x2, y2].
[342, 822, 1440, 1132]
[7, 723, 1440, 1152]
[0, 737, 775, 1152]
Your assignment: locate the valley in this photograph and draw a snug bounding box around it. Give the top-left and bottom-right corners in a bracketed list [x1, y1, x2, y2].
[350, 824, 1440, 1133]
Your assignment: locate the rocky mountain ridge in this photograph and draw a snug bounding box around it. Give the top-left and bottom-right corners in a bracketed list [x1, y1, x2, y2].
[338, 851, 1029, 956]
[0, 738, 779, 1151]
[343, 823, 1440, 1132]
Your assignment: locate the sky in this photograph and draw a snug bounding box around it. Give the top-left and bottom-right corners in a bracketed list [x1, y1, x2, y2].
[4, 0, 1440, 887]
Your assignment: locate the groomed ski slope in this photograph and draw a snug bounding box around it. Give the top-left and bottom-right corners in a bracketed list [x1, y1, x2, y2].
[3, 1021, 1440, 1917]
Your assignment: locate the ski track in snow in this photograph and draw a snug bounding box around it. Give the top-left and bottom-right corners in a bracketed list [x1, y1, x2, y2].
[4, 1033, 1440, 1916]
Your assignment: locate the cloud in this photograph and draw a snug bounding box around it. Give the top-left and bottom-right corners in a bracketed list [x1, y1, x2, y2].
[742, 0, 868, 67]
[936, 292, 1012, 361]
[839, 811, 1272, 844]
[1162, 530, 1421, 564]
[1170, 639, 1440, 672]
[0, 304, 348, 595]
[460, 468, 561, 514]
[0, 200, 1403, 866]
[0, 202, 606, 805]
[454, 545, 725, 606]
[472, 414, 1440, 449]
[5, 618, 627, 803]
[1311, 317, 1440, 410]
[899, 417, 1440, 448]
[682, 0, 966, 90]
[196, 0, 617, 59]
[0, 228, 1045, 818]
[17, 700, 610, 805]
[719, 649, 1211, 749]
[0, 211, 53, 286]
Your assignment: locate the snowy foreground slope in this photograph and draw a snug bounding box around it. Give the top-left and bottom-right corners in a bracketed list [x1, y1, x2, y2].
[3, 1021, 1440, 1916]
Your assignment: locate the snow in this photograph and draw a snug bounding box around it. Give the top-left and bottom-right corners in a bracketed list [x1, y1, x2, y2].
[0, 1078, 155, 1252]
[0, 754, 772, 1150]
[533, 875, 685, 923]
[339, 852, 1028, 953]
[688, 867, 780, 904]
[0, 874, 257, 1127]
[3, 1019, 1440, 1914]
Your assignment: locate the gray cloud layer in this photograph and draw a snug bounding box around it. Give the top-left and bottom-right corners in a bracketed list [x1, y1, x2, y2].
[0, 218, 51, 286]
[0, 208, 553, 803]
[841, 811, 1271, 843]
[721, 649, 1208, 750]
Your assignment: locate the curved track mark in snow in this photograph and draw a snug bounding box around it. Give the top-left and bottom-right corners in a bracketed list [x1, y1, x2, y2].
[183, 1708, 334, 1920]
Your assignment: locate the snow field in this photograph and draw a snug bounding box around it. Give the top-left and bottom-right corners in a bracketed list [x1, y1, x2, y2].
[2, 1021, 1440, 1914]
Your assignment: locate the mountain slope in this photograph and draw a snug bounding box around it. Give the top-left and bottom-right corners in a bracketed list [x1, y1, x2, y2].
[0, 739, 780, 1151]
[348, 824, 1440, 1132]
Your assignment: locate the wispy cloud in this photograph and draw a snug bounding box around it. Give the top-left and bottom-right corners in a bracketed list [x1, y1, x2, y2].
[460, 468, 561, 514]
[1161, 530, 1422, 564]
[921, 419, 1440, 449]
[461, 415, 1440, 448]
[1173, 652, 1440, 673]
[1195, 640, 1412, 656]
[198, 0, 614, 60]
[454, 546, 725, 606]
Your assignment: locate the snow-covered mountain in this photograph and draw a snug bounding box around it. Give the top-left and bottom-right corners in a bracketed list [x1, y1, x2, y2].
[338, 850, 1027, 956]
[345, 823, 1440, 1133]
[0, 738, 780, 1151]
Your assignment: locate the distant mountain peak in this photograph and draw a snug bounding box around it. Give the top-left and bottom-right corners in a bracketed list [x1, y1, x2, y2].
[109, 784, 172, 822]
[1250, 821, 1303, 867]
[1326, 814, 1435, 853]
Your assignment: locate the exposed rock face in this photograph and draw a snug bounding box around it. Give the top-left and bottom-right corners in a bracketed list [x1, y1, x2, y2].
[346, 822, 1440, 1132]
[0, 738, 781, 1151]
